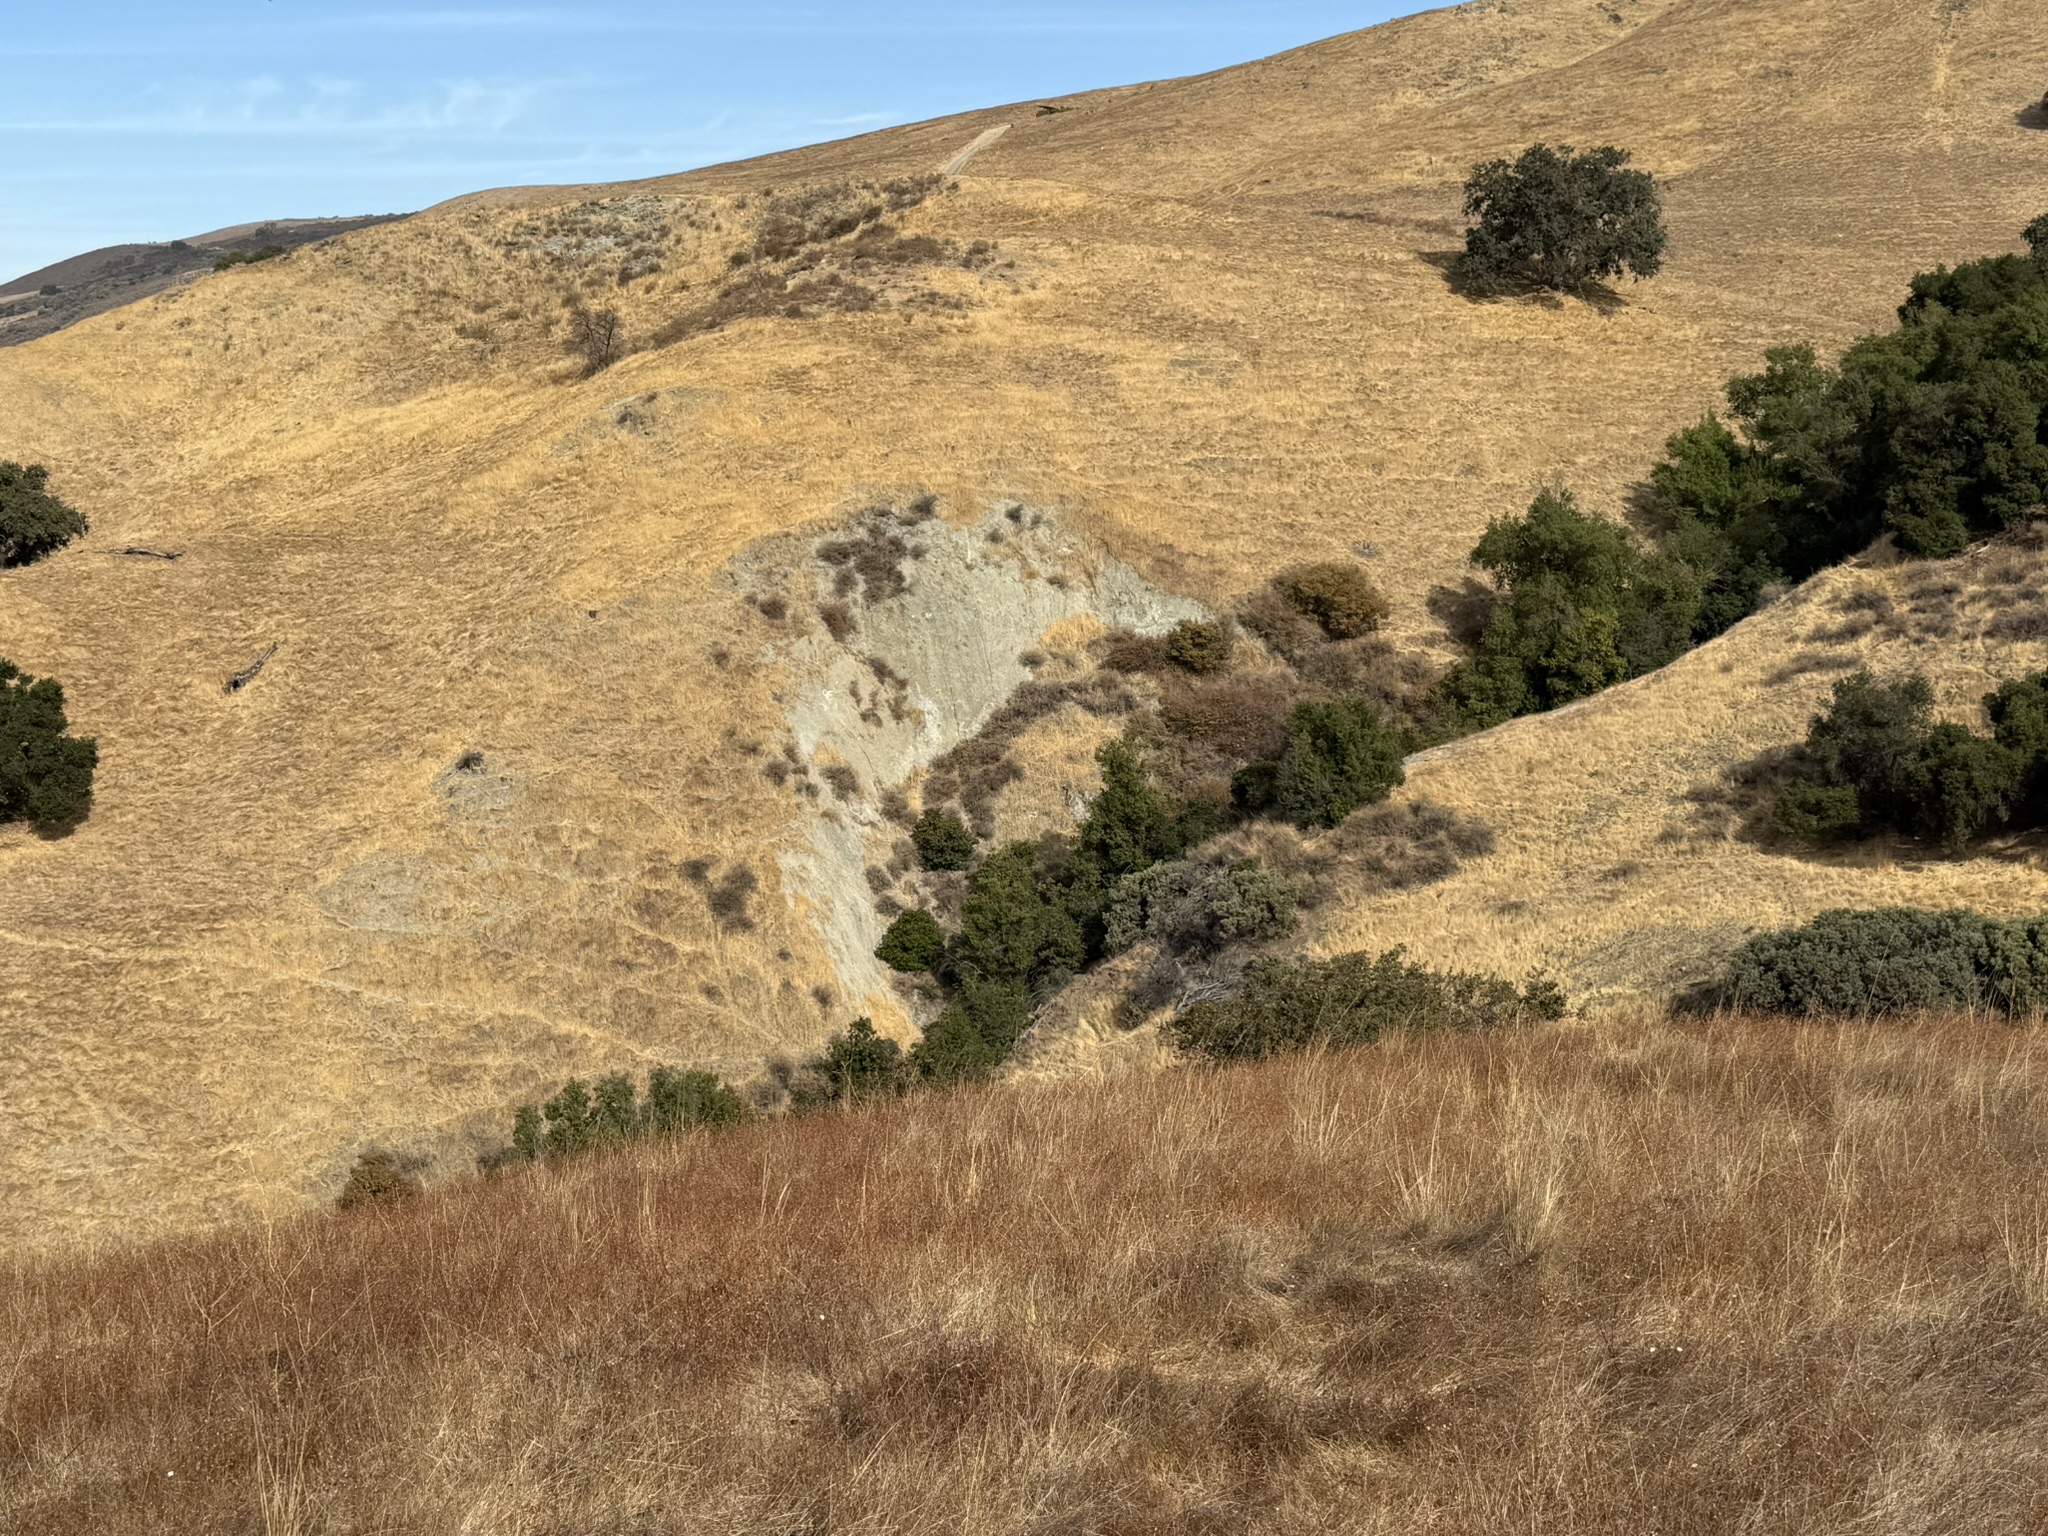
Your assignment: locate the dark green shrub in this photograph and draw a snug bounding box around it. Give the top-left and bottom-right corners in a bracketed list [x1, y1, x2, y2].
[1104, 858, 1298, 955]
[1230, 761, 1280, 814]
[1170, 949, 1565, 1061]
[1077, 741, 1197, 882]
[540, 1078, 595, 1155]
[1274, 563, 1388, 639]
[213, 244, 284, 271]
[1165, 618, 1235, 674]
[912, 807, 977, 870]
[0, 463, 87, 567]
[643, 1067, 747, 1132]
[876, 908, 947, 973]
[1272, 698, 1406, 829]
[907, 1008, 1001, 1084]
[1720, 907, 2048, 1016]
[0, 660, 98, 832]
[814, 1017, 905, 1101]
[1771, 669, 2048, 851]
[1439, 489, 1701, 728]
[1455, 144, 1666, 296]
[909, 978, 1032, 1084]
[953, 842, 1084, 988]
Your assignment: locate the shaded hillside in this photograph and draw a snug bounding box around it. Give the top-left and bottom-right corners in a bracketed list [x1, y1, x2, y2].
[0, 215, 407, 346]
[6, 1012, 2045, 1531]
[0, 0, 2046, 1249]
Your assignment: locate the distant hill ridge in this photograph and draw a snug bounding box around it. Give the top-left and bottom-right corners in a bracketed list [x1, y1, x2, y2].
[0, 214, 409, 346]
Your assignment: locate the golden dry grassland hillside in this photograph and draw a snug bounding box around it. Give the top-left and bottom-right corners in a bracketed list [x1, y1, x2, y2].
[2, 0, 2046, 1248]
[7, 1012, 2046, 1532]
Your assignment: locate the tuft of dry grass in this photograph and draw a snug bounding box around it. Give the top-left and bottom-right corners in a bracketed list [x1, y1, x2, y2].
[5, 1012, 2046, 1533]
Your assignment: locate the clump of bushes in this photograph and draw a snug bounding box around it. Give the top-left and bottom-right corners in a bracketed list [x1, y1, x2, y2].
[1231, 698, 1407, 829]
[0, 462, 87, 567]
[1455, 143, 1666, 296]
[1104, 858, 1298, 956]
[1645, 212, 2048, 578]
[0, 659, 98, 832]
[1720, 907, 2048, 1017]
[1438, 488, 1700, 729]
[1165, 618, 1234, 674]
[1274, 562, 1388, 639]
[870, 740, 1236, 1084]
[511, 1066, 746, 1160]
[1771, 669, 2048, 851]
[1169, 949, 1565, 1061]
[912, 807, 977, 870]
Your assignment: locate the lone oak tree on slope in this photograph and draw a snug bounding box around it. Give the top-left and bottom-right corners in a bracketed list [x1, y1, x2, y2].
[1456, 144, 1667, 296]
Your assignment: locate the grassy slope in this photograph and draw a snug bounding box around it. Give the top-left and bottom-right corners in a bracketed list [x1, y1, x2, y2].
[5, 1013, 2045, 1531]
[0, 0, 2046, 1247]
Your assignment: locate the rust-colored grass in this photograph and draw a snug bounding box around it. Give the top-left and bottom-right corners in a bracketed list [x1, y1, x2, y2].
[7, 1012, 2045, 1533]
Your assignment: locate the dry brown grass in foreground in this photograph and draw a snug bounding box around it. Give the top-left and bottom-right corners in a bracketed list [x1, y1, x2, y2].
[6, 1013, 2047, 1533]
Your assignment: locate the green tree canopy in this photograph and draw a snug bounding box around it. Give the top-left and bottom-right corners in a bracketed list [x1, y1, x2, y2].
[0, 660, 98, 832]
[1456, 144, 1666, 296]
[0, 463, 88, 567]
[1440, 489, 1700, 728]
[1272, 698, 1406, 829]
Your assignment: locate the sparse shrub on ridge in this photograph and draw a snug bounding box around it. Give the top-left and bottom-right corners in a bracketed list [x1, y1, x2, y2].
[0, 462, 87, 567]
[912, 808, 977, 871]
[1455, 144, 1666, 296]
[0, 659, 98, 832]
[1170, 948, 1565, 1060]
[1720, 907, 2048, 1017]
[510, 1066, 747, 1161]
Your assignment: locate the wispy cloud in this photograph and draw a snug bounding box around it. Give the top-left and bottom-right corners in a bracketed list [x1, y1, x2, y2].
[0, 76, 549, 136]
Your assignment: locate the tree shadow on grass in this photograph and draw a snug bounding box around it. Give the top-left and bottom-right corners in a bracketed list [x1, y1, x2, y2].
[1418, 251, 1631, 314]
[2018, 100, 2048, 131]
[1426, 577, 1494, 647]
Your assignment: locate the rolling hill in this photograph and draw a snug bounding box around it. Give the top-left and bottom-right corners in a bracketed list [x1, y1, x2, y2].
[2, 0, 2046, 1250]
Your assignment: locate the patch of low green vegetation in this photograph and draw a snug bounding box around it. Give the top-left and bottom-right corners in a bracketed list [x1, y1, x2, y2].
[1169, 949, 1565, 1061]
[876, 908, 946, 973]
[1720, 907, 2048, 1017]
[0, 461, 88, 567]
[510, 1066, 747, 1160]
[1770, 669, 2048, 851]
[0, 659, 98, 833]
[212, 245, 285, 271]
[1455, 143, 1666, 297]
[911, 807, 977, 870]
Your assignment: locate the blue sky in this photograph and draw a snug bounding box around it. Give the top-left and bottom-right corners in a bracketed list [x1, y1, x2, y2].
[0, 3, 1425, 282]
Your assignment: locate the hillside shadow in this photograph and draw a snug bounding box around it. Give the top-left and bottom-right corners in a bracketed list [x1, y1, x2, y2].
[1418, 251, 1629, 314]
[2018, 101, 2048, 130]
